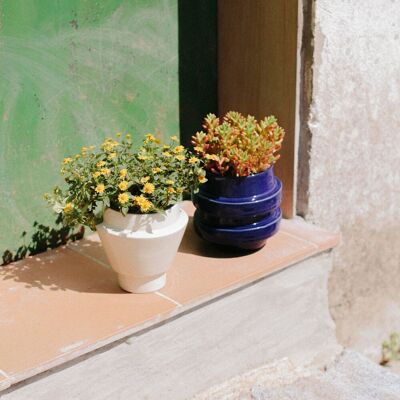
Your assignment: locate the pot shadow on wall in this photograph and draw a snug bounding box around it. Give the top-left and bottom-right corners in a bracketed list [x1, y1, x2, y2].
[1, 215, 84, 266]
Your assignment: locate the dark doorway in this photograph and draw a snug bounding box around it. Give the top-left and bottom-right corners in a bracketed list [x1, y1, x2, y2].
[178, 0, 218, 148]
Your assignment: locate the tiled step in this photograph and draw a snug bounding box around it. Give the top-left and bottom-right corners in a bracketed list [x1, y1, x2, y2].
[0, 202, 339, 391]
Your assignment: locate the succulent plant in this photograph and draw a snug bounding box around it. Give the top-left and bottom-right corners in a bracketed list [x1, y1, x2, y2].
[191, 111, 285, 177]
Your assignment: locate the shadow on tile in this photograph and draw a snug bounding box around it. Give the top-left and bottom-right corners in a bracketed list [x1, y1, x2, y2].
[0, 246, 124, 294]
[178, 218, 256, 259]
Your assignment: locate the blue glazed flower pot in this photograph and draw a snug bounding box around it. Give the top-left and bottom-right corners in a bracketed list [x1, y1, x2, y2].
[192, 167, 282, 250]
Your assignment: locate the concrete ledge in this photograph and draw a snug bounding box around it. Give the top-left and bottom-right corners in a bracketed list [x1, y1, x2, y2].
[2, 253, 341, 399]
[0, 202, 339, 391]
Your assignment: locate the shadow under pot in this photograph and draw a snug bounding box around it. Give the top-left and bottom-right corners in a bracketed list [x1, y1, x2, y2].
[192, 167, 282, 250]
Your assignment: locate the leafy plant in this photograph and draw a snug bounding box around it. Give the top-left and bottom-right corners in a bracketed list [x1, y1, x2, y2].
[381, 332, 400, 365]
[192, 111, 285, 177]
[45, 133, 206, 230]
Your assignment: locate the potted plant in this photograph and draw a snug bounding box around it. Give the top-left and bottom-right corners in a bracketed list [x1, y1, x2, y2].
[191, 111, 285, 250]
[45, 133, 205, 293]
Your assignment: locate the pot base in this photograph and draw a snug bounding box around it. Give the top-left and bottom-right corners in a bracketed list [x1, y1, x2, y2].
[117, 273, 166, 293]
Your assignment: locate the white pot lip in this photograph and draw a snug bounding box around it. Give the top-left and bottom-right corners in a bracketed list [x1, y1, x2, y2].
[105, 203, 179, 218]
[100, 203, 185, 233]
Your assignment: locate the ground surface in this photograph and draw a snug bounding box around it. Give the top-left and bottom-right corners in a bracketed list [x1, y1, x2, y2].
[1, 254, 339, 399]
[195, 350, 400, 400]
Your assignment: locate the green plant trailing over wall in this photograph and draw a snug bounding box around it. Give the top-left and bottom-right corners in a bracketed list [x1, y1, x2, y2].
[192, 111, 285, 177]
[45, 133, 205, 230]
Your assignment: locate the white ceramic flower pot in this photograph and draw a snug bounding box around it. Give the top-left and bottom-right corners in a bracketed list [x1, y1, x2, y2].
[97, 204, 188, 293]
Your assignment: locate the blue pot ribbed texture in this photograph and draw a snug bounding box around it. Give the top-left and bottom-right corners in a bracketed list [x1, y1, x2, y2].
[193, 167, 282, 250]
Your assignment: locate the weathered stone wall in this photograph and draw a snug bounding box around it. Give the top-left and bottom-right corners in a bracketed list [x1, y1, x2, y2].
[305, 0, 400, 356]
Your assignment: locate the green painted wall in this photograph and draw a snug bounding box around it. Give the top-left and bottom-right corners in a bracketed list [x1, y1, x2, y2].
[0, 0, 179, 256]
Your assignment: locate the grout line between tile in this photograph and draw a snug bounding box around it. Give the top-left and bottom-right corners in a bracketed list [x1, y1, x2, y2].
[67, 246, 111, 269]
[279, 230, 319, 250]
[155, 291, 182, 307]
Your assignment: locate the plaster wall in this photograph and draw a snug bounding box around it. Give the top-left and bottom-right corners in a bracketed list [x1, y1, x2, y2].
[305, 0, 400, 358]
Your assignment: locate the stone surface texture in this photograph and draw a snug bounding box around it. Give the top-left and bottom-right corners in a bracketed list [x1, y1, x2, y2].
[305, 0, 400, 358]
[1, 254, 341, 399]
[195, 350, 400, 400]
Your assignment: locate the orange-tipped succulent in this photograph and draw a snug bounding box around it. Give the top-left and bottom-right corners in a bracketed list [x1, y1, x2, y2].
[192, 111, 285, 177]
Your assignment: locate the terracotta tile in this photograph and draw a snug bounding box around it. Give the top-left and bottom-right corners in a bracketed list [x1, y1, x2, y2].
[0, 201, 339, 388]
[159, 218, 319, 305]
[280, 218, 341, 251]
[0, 247, 176, 379]
[68, 233, 110, 267]
[70, 202, 339, 308]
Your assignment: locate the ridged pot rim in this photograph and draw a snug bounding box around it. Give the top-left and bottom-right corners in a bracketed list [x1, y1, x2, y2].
[205, 166, 274, 181]
[195, 208, 282, 233]
[195, 177, 281, 205]
[199, 166, 277, 198]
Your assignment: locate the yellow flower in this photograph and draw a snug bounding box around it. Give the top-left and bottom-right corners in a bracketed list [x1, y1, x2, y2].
[167, 187, 176, 194]
[75, 154, 81, 159]
[194, 146, 203, 153]
[63, 203, 73, 214]
[119, 169, 127, 178]
[60, 168, 65, 175]
[126, 133, 131, 139]
[138, 154, 149, 160]
[152, 167, 162, 174]
[108, 152, 117, 160]
[176, 187, 184, 194]
[96, 160, 106, 167]
[175, 154, 185, 161]
[118, 192, 129, 205]
[92, 171, 101, 178]
[63, 157, 73, 164]
[174, 145, 184, 153]
[165, 179, 174, 185]
[205, 154, 219, 161]
[116, 132, 122, 137]
[81, 146, 88, 153]
[189, 156, 199, 164]
[163, 151, 172, 157]
[170, 135, 178, 141]
[134, 195, 153, 213]
[118, 180, 129, 191]
[144, 133, 156, 142]
[89, 145, 96, 150]
[143, 182, 155, 194]
[198, 175, 207, 183]
[100, 168, 111, 176]
[101, 138, 119, 152]
[140, 176, 150, 184]
[95, 184, 105, 194]
[163, 145, 171, 150]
